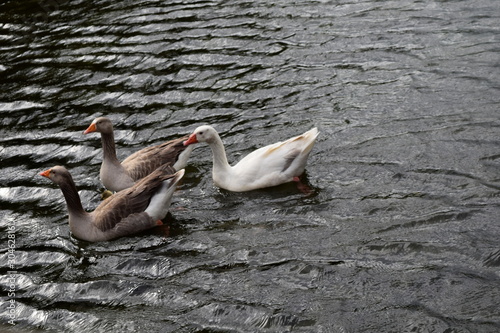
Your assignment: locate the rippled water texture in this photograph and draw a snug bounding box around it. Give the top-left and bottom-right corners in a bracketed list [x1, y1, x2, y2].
[1, 0, 500, 332]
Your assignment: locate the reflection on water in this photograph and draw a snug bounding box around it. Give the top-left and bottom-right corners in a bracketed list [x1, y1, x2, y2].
[1, 0, 500, 332]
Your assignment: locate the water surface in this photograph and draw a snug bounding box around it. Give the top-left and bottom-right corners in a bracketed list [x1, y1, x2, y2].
[1, 0, 499, 332]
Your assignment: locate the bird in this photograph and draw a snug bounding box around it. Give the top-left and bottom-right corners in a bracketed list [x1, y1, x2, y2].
[83, 117, 194, 192]
[183, 125, 319, 192]
[39, 165, 185, 242]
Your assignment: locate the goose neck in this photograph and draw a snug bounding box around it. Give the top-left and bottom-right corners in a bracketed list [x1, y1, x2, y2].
[100, 132, 119, 164]
[209, 136, 230, 171]
[59, 179, 86, 216]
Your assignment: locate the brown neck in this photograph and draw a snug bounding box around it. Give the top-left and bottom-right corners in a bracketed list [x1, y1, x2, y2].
[59, 178, 86, 216]
[100, 131, 120, 164]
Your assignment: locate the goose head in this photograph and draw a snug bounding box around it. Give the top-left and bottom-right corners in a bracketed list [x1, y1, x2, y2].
[183, 125, 218, 146]
[39, 165, 74, 186]
[83, 117, 113, 135]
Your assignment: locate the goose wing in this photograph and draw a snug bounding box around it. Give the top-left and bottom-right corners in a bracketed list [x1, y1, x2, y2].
[92, 165, 177, 231]
[122, 136, 189, 181]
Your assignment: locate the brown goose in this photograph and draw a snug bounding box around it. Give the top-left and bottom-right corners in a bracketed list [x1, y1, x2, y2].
[39, 165, 185, 242]
[84, 117, 194, 192]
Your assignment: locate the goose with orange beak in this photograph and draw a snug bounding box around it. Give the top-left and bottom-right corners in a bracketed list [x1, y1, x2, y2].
[39, 165, 184, 242]
[84, 117, 194, 192]
[183, 125, 319, 192]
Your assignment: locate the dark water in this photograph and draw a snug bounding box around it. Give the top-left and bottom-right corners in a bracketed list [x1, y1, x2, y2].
[1, 0, 499, 332]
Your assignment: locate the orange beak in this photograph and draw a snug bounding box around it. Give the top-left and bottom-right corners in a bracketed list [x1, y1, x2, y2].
[183, 133, 198, 146]
[39, 169, 51, 178]
[83, 122, 97, 134]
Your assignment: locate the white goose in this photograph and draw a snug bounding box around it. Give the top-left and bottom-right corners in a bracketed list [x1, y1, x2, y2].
[183, 125, 319, 192]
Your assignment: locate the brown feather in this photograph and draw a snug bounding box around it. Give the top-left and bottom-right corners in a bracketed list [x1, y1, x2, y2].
[92, 164, 177, 232]
[122, 136, 188, 181]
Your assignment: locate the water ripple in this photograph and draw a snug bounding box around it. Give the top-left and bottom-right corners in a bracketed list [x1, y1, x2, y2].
[1, 0, 499, 331]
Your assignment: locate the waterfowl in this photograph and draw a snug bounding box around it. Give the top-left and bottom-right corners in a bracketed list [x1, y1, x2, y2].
[183, 125, 319, 192]
[39, 165, 185, 242]
[84, 117, 194, 192]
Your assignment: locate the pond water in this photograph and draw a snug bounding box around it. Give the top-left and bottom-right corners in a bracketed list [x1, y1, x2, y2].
[1, 0, 499, 332]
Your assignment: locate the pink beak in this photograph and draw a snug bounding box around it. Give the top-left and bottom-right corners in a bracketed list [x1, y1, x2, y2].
[183, 133, 198, 146]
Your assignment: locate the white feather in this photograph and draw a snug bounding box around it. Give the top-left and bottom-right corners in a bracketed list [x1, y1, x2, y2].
[145, 169, 185, 220]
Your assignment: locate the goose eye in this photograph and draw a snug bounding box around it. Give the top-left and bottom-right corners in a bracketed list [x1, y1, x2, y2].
[198, 131, 204, 136]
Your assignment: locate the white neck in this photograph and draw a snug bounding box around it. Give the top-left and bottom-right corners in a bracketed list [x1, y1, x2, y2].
[208, 134, 231, 175]
[173, 144, 194, 171]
